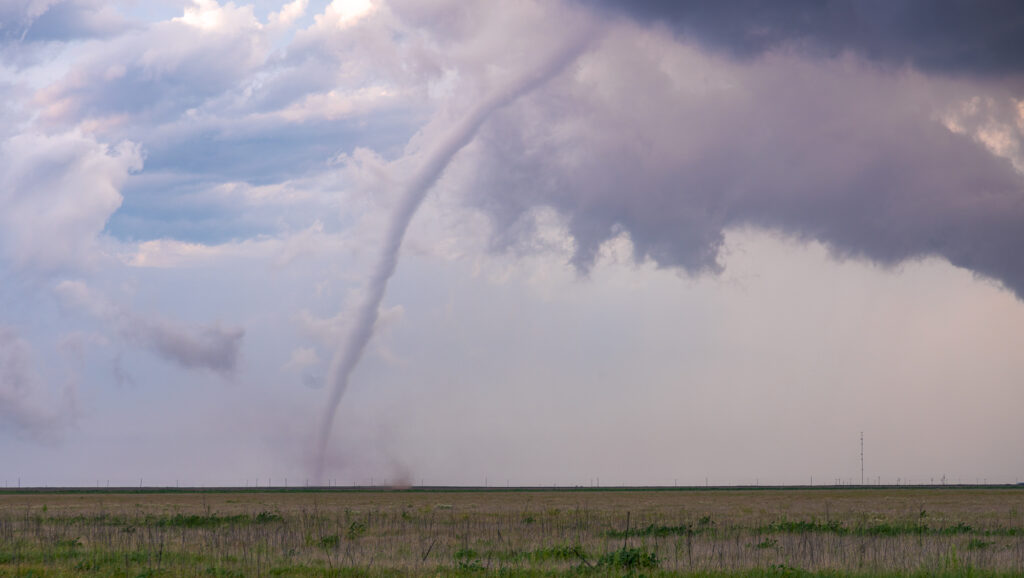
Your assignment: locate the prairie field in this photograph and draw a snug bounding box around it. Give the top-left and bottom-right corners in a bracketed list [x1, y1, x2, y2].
[0, 486, 1022, 577]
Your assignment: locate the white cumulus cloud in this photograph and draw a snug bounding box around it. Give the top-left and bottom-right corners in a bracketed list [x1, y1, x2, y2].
[0, 131, 141, 273]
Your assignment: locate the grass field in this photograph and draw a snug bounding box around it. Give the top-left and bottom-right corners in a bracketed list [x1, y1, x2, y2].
[1, 486, 1022, 576]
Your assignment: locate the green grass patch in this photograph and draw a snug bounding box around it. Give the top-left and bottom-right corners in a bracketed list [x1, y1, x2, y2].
[761, 519, 845, 534]
[141, 510, 281, 528]
[607, 522, 703, 538]
[758, 518, 990, 537]
[596, 546, 659, 570]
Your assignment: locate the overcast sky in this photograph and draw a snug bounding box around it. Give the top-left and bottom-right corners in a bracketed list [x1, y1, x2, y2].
[1, 0, 1023, 488]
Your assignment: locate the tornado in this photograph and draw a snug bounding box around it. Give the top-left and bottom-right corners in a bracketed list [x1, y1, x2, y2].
[312, 36, 594, 482]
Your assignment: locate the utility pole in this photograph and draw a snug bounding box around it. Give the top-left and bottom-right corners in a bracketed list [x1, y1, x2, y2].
[860, 432, 864, 486]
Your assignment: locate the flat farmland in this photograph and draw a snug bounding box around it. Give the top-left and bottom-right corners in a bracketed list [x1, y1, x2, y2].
[1, 487, 1022, 576]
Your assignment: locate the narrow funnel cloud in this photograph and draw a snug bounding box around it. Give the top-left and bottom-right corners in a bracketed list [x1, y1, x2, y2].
[313, 36, 594, 482]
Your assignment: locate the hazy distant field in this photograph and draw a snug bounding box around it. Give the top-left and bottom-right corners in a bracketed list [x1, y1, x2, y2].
[1, 487, 1022, 576]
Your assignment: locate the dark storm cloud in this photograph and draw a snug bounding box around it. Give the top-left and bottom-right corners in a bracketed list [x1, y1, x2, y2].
[464, 38, 1024, 297]
[578, 0, 1024, 75]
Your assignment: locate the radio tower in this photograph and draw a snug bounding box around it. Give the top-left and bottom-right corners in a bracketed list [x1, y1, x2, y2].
[860, 432, 864, 485]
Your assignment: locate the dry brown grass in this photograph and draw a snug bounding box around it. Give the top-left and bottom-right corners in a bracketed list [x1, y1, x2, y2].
[0, 487, 1022, 576]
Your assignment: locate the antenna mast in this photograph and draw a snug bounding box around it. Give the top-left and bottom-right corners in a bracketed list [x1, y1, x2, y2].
[860, 431, 864, 485]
